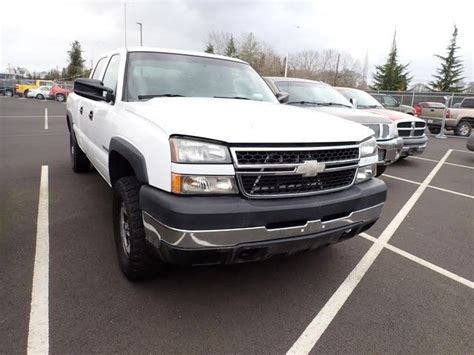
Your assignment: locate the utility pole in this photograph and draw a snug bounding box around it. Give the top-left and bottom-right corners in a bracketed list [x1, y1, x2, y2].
[333, 53, 340, 86]
[284, 52, 289, 77]
[136, 22, 143, 46]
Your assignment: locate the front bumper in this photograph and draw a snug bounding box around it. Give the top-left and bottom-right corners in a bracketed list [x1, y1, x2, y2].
[400, 135, 428, 156]
[377, 137, 403, 165]
[140, 178, 387, 265]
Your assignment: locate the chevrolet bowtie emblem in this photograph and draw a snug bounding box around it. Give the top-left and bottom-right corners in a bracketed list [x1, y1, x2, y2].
[295, 160, 326, 177]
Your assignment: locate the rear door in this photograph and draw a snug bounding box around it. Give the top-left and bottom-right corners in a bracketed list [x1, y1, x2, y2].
[85, 53, 121, 179]
[76, 56, 108, 158]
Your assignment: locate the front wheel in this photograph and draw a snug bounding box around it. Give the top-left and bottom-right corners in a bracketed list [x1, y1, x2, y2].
[5, 90, 13, 97]
[455, 121, 472, 137]
[36, 94, 44, 100]
[375, 165, 386, 177]
[56, 93, 66, 102]
[428, 126, 441, 134]
[24, 90, 29, 98]
[113, 176, 160, 281]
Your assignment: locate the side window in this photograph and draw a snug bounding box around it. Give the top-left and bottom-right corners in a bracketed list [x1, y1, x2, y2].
[91, 57, 107, 80]
[102, 55, 120, 93]
[462, 98, 474, 108]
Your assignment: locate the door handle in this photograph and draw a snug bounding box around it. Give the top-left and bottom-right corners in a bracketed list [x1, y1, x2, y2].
[88, 111, 94, 120]
[79, 106, 83, 115]
[430, 109, 435, 112]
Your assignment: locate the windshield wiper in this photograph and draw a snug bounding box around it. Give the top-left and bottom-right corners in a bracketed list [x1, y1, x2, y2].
[138, 94, 185, 100]
[316, 102, 352, 108]
[287, 101, 320, 105]
[214, 96, 250, 100]
[358, 104, 380, 109]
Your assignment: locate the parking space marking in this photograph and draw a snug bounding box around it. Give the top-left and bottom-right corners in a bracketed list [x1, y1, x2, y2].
[0, 115, 63, 118]
[287, 150, 452, 355]
[384, 174, 474, 199]
[453, 149, 474, 155]
[410, 156, 473, 170]
[428, 185, 474, 199]
[359, 233, 474, 289]
[27, 166, 49, 354]
[44, 108, 48, 130]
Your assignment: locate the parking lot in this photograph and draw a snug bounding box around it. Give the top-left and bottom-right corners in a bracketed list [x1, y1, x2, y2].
[1, 97, 473, 353]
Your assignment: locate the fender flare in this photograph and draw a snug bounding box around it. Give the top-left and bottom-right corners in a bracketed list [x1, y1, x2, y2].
[109, 137, 149, 184]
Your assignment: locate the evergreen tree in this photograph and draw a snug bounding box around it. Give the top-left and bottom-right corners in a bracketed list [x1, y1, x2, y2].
[67, 40, 85, 78]
[371, 32, 411, 90]
[429, 25, 465, 92]
[224, 35, 238, 58]
[204, 43, 215, 54]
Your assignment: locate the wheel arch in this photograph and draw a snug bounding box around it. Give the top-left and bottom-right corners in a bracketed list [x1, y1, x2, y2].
[109, 137, 149, 186]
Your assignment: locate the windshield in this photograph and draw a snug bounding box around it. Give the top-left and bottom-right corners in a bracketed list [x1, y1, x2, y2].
[125, 52, 277, 102]
[337, 88, 383, 108]
[275, 81, 352, 107]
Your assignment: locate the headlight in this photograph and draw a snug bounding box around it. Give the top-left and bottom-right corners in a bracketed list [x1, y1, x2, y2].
[171, 174, 238, 194]
[356, 164, 376, 183]
[170, 137, 231, 163]
[360, 137, 377, 158]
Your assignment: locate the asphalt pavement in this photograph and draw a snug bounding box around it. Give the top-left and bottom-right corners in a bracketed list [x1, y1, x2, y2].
[1, 97, 473, 354]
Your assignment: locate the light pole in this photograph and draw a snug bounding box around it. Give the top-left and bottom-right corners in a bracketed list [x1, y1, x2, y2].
[284, 25, 300, 77]
[136, 22, 143, 46]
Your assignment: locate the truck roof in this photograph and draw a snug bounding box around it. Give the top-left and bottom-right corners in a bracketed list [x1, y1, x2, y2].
[97, 47, 248, 65]
[265, 76, 326, 85]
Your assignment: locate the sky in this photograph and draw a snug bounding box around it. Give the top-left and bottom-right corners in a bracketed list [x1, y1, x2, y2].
[1, 0, 473, 84]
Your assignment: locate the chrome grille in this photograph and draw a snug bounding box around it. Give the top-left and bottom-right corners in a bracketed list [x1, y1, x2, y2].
[230, 145, 360, 198]
[397, 121, 426, 137]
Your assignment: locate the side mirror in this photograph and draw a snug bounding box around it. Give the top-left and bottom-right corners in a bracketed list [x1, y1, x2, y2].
[349, 97, 358, 108]
[74, 78, 115, 103]
[275, 91, 289, 104]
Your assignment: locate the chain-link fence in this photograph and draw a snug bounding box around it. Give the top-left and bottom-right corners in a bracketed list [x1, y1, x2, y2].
[366, 90, 473, 108]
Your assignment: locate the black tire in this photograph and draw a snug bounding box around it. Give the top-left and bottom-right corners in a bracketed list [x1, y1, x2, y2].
[5, 90, 13, 97]
[36, 94, 44, 100]
[113, 176, 159, 281]
[69, 131, 90, 172]
[455, 121, 472, 137]
[375, 165, 386, 177]
[428, 126, 441, 134]
[56, 93, 66, 102]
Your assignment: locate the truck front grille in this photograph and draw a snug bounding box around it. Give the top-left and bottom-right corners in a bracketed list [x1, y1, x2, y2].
[397, 121, 426, 137]
[230, 145, 359, 198]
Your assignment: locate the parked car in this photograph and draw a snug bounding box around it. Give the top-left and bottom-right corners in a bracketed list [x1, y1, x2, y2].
[27, 86, 51, 99]
[370, 93, 416, 115]
[337, 87, 428, 158]
[264, 77, 403, 176]
[0, 79, 16, 96]
[50, 83, 73, 102]
[467, 133, 474, 151]
[416, 100, 473, 137]
[16, 79, 54, 97]
[67, 47, 386, 280]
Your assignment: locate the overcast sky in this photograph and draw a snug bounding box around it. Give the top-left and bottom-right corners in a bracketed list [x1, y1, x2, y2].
[1, 0, 473, 84]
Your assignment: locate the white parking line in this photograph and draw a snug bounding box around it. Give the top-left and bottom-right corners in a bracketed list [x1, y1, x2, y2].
[27, 166, 49, 354]
[0, 115, 63, 118]
[383, 174, 474, 199]
[453, 149, 474, 154]
[445, 162, 474, 170]
[359, 233, 473, 289]
[287, 150, 452, 355]
[410, 156, 438, 163]
[44, 108, 48, 130]
[406, 156, 473, 170]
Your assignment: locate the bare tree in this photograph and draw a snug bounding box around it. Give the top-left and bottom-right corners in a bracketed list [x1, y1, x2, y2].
[207, 31, 232, 55]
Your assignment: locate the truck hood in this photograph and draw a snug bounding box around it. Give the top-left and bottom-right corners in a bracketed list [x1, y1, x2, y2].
[365, 108, 424, 122]
[302, 106, 392, 124]
[124, 97, 373, 143]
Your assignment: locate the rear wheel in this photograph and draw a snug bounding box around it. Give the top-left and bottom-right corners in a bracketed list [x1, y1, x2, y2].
[5, 90, 13, 97]
[69, 131, 90, 172]
[56, 93, 66, 102]
[455, 121, 471, 137]
[113, 176, 160, 281]
[428, 126, 441, 134]
[36, 94, 44, 100]
[375, 165, 386, 177]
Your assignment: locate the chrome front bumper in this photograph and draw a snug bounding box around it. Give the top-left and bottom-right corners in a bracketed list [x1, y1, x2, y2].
[377, 137, 403, 165]
[401, 135, 428, 156]
[142, 202, 384, 249]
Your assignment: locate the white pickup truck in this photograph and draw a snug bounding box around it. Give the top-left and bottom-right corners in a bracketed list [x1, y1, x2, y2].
[67, 47, 387, 280]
